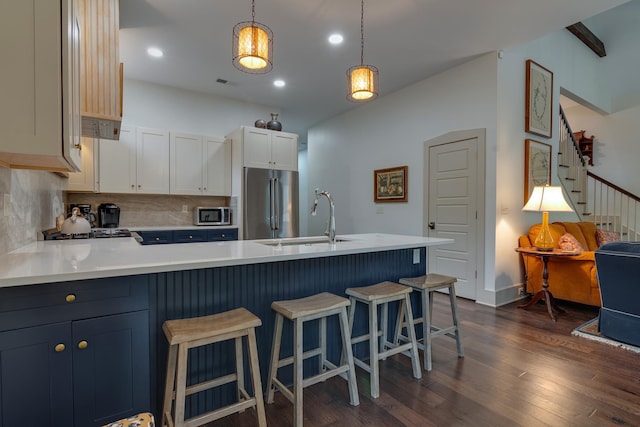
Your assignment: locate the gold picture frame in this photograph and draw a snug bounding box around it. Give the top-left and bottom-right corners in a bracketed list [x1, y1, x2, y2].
[525, 59, 553, 138]
[524, 139, 552, 203]
[374, 166, 408, 203]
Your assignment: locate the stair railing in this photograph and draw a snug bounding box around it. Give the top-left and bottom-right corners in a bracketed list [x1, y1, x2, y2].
[586, 172, 640, 240]
[559, 105, 640, 241]
[558, 107, 589, 210]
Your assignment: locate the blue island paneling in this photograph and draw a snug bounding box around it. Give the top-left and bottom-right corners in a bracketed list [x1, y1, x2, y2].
[148, 247, 426, 418]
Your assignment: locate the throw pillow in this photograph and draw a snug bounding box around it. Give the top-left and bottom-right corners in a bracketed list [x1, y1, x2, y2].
[558, 233, 585, 253]
[596, 229, 621, 247]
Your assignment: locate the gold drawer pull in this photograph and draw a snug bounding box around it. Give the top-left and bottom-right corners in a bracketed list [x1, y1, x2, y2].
[77, 340, 88, 350]
[66, 294, 76, 303]
[55, 343, 65, 353]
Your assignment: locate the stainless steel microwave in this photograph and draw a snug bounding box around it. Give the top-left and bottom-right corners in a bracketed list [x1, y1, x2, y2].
[193, 207, 231, 226]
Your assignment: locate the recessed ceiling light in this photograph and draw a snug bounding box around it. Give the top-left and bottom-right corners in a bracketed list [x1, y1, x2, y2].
[273, 80, 286, 88]
[147, 47, 164, 58]
[328, 34, 344, 45]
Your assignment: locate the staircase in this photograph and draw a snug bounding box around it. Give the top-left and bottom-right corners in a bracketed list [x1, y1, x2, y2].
[558, 106, 640, 240]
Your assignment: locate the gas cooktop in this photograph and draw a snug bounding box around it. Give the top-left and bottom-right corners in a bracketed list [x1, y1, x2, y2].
[42, 228, 132, 240]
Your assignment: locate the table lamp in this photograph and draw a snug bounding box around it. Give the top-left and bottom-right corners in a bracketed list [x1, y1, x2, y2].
[522, 185, 573, 251]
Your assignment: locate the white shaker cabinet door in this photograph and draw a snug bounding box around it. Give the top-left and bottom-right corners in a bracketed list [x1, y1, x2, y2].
[99, 126, 136, 193]
[170, 132, 203, 195]
[203, 137, 231, 196]
[136, 127, 170, 194]
[270, 132, 298, 171]
[242, 127, 272, 169]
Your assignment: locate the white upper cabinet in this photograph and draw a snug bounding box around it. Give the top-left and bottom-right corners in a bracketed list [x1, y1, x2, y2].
[170, 133, 231, 196]
[99, 126, 136, 193]
[203, 136, 231, 196]
[68, 137, 99, 192]
[99, 126, 169, 194]
[237, 127, 298, 171]
[136, 127, 170, 194]
[0, 0, 81, 172]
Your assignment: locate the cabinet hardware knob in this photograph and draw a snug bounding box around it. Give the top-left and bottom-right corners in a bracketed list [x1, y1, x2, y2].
[198, 187, 201, 190]
[138, 185, 141, 188]
[66, 294, 76, 303]
[203, 187, 207, 190]
[221, 234, 225, 238]
[131, 184, 135, 188]
[155, 237, 160, 241]
[189, 235, 193, 239]
[55, 343, 66, 353]
[77, 340, 88, 350]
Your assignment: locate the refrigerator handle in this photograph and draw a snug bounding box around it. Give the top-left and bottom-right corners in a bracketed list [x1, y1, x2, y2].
[269, 178, 276, 230]
[273, 177, 280, 230]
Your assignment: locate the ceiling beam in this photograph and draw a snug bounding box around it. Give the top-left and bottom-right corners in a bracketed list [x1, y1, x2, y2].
[566, 22, 606, 57]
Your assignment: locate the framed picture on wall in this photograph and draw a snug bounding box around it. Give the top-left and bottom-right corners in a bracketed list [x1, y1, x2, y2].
[524, 139, 552, 203]
[374, 166, 408, 203]
[525, 59, 553, 138]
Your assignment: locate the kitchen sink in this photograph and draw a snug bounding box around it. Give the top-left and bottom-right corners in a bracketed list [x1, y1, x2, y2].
[258, 237, 351, 247]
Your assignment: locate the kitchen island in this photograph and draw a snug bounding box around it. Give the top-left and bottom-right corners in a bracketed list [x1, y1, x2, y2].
[0, 234, 452, 426]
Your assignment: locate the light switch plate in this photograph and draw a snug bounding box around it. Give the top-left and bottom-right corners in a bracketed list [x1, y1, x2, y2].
[182, 205, 189, 213]
[413, 248, 420, 264]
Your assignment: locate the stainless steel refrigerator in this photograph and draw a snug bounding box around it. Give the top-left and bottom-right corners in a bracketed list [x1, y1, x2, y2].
[243, 167, 299, 239]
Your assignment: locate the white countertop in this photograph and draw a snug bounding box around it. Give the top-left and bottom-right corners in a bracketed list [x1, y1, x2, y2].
[0, 234, 453, 288]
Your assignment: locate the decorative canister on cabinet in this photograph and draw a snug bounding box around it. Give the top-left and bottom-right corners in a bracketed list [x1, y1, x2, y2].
[254, 119, 267, 128]
[266, 113, 282, 131]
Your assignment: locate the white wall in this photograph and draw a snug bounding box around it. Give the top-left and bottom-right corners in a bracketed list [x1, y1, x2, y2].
[564, 103, 640, 196]
[307, 53, 498, 302]
[308, 9, 640, 306]
[122, 79, 281, 138]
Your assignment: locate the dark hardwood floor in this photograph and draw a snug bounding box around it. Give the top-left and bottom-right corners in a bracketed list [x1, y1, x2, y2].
[205, 295, 640, 427]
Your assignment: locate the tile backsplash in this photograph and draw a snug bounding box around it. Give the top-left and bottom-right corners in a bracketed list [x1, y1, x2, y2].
[66, 193, 228, 227]
[0, 164, 229, 257]
[0, 167, 66, 256]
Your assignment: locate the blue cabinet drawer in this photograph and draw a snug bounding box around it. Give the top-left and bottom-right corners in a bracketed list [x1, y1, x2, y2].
[173, 229, 208, 243]
[137, 230, 173, 245]
[0, 276, 149, 332]
[208, 228, 238, 241]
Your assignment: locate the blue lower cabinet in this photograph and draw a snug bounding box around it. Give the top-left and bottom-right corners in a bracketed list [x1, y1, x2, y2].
[73, 311, 150, 427]
[136, 229, 238, 244]
[137, 230, 173, 245]
[208, 228, 238, 241]
[173, 229, 208, 243]
[0, 323, 73, 427]
[0, 278, 150, 427]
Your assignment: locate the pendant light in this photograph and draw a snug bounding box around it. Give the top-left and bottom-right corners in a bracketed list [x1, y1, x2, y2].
[232, 0, 273, 74]
[347, 0, 378, 102]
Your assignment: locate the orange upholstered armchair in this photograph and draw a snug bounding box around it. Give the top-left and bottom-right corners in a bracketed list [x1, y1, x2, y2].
[518, 221, 603, 306]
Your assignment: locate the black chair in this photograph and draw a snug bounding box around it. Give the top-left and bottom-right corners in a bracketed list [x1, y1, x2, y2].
[594, 241, 640, 347]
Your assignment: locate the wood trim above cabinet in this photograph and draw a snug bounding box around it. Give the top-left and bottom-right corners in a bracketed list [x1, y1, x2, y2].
[78, 0, 122, 140]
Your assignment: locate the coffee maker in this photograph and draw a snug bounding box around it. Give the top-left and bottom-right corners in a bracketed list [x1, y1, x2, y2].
[98, 203, 120, 228]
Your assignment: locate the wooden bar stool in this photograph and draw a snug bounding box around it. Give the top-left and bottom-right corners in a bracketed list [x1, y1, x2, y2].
[396, 274, 464, 371]
[266, 292, 359, 427]
[345, 281, 422, 398]
[161, 308, 267, 427]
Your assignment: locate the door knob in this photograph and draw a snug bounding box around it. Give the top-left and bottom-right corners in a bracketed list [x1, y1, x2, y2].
[428, 222, 436, 230]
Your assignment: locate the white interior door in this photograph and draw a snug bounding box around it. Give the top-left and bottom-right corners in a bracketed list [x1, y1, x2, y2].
[426, 137, 478, 300]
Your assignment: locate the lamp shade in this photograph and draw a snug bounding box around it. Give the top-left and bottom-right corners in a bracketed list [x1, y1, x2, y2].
[522, 186, 573, 212]
[232, 21, 273, 73]
[347, 64, 378, 101]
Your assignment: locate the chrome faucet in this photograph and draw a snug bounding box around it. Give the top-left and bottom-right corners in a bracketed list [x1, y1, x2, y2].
[311, 189, 336, 243]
